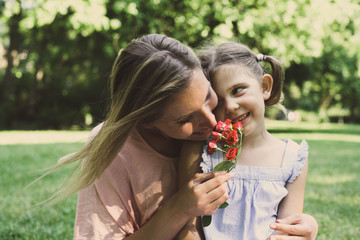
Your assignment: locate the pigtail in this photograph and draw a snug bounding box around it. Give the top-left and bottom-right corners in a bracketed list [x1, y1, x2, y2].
[258, 54, 284, 107]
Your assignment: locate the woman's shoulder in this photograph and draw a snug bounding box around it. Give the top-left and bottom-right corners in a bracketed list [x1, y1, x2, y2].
[86, 122, 105, 144]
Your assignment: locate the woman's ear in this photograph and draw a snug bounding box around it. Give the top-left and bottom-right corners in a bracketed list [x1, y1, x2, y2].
[262, 74, 273, 100]
[141, 122, 154, 129]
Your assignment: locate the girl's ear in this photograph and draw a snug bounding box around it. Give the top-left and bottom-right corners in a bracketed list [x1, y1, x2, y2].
[262, 74, 273, 100]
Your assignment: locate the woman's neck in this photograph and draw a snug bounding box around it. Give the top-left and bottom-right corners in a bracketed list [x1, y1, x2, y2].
[137, 125, 181, 158]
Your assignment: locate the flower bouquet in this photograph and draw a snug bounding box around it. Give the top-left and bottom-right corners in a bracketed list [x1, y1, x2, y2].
[202, 119, 244, 227]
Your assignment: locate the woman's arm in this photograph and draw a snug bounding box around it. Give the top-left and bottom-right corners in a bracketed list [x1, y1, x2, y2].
[126, 171, 231, 240]
[268, 213, 318, 240]
[177, 141, 210, 240]
[178, 141, 204, 188]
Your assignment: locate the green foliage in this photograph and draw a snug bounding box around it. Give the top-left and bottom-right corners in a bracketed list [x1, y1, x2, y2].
[213, 160, 236, 172]
[202, 215, 212, 227]
[1, 0, 360, 129]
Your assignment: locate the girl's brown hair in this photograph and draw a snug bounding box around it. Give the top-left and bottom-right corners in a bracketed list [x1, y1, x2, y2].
[198, 42, 284, 106]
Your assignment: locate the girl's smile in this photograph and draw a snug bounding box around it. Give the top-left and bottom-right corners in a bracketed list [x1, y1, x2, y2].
[212, 64, 273, 137]
[232, 112, 250, 124]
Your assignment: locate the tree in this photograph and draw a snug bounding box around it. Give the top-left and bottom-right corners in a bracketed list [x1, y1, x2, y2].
[1, 0, 360, 129]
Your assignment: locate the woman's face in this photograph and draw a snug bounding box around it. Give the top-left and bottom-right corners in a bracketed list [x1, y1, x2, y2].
[151, 68, 218, 141]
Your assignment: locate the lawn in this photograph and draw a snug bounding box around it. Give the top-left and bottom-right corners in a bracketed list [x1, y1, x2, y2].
[266, 120, 360, 240]
[0, 133, 88, 240]
[1, 120, 359, 239]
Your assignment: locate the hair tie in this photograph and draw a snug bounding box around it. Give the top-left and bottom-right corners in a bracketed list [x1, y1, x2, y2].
[256, 54, 267, 62]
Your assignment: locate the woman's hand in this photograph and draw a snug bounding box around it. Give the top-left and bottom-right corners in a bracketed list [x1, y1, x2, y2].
[173, 171, 233, 218]
[268, 213, 318, 240]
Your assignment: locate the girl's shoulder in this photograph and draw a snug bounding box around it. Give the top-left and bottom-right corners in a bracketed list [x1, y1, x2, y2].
[282, 139, 309, 182]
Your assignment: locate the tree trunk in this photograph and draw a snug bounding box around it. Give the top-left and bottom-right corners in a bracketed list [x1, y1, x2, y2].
[1, 5, 22, 103]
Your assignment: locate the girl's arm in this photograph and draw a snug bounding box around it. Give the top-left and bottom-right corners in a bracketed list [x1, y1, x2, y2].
[278, 159, 308, 218]
[177, 141, 209, 240]
[268, 159, 312, 239]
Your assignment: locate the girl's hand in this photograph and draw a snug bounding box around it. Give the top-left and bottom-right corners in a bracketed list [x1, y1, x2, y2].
[268, 213, 318, 240]
[173, 171, 232, 218]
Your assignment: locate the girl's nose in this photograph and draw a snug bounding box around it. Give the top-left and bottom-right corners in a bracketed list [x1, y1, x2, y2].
[225, 99, 239, 115]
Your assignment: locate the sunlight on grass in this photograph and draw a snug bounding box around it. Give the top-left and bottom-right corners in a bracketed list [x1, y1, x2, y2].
[308, 174, 357, 184]
[266, 119, 360, 142]
[0, 131, 90, 144]
[272, 133, 360, 142]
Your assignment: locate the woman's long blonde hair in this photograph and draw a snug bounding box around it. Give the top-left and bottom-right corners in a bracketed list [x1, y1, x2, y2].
[42, 34, 201, 204]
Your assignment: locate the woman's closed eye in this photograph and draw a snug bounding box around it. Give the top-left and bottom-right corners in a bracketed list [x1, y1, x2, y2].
[178, 114, 194, 125]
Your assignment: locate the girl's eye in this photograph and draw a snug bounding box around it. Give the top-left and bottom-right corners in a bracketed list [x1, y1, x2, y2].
[232, 87, 244, 95]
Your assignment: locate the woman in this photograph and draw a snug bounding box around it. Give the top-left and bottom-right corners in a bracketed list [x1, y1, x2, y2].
[49, 34, 317, 239]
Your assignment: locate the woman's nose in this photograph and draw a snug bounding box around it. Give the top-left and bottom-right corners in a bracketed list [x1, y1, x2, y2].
[200, 106, 217, 128]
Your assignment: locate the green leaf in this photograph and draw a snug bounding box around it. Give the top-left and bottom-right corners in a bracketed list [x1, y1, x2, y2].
[202, 215, 212, 227]
[219, 201, 229, 209]
[213, 161, 236, 172]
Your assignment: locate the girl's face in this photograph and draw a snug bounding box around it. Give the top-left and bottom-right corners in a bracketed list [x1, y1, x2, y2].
[212, 64, 272, 136]
[150, 68, 218, 141]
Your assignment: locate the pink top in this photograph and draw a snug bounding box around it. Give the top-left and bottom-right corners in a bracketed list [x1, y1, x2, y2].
[74, 124, 178, 239]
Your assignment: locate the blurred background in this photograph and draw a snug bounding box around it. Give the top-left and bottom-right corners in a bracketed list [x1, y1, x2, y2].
[1, 1, 360, 239]
[1, 0, 359, 130]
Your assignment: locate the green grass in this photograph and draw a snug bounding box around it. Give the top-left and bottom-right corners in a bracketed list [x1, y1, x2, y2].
[267, 120, 360, 240]
[0, 143, 84, 240]
[1, 121, 360, 239]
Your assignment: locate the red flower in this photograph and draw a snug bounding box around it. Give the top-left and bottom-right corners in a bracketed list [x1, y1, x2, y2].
[211, 131, 222, 142]
[226, 130, 238, 145]
[224, 119, 232, 131]
[207, 141, 217, 154]
[226, 147, 238, 160]
[222, 131, 229, 140]
[215, 121, 226, 132]
[232, 121, 242, 131]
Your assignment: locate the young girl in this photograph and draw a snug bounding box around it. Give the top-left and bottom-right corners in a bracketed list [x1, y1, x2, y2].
[178, 42, 309, 240]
